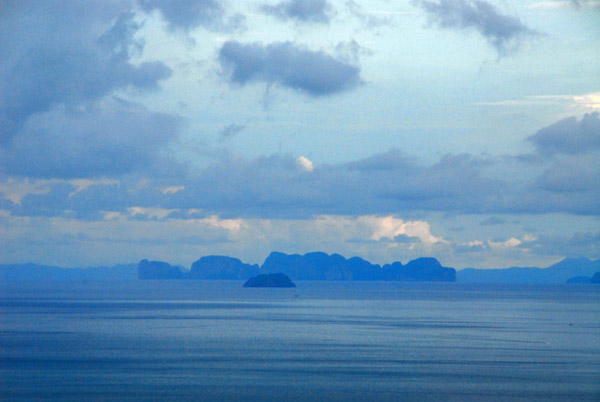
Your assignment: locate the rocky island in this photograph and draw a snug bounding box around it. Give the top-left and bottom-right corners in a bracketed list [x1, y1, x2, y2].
[136, 251, 457, 282]
[243, 273, 296, 288]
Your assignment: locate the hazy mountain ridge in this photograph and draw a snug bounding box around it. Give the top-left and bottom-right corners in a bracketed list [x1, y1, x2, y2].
[457, 257, 600, 283]
[0, 263, 137, 281]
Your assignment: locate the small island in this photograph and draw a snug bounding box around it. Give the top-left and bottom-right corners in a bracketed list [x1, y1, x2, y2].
[243, 273, 296, 288]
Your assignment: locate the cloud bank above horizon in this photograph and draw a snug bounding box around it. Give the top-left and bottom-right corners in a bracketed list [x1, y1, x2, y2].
[0, 0, 598, 269]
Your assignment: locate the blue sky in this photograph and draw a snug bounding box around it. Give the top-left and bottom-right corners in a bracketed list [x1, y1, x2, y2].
[0, 0, 598, 269]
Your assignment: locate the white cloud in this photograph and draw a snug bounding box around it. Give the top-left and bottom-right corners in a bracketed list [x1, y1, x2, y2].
[204, 215, 247, 233]
[474, 92, 600, 113]
[160, 185, 185, 194]
[128, 207, 176, 219]
[363, 215, 446, 244]
[488, 237, 522, 249]
[0, 179, 56, 204]
[296, 155, 314, 172]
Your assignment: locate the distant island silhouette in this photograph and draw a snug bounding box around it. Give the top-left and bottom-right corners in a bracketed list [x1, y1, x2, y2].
[244, 273, 296, 288]
[1, 255, 599, 284]
[137, 251, 456, 282]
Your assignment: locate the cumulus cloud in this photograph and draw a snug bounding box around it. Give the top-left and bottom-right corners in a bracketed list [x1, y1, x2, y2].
[414, 0, 538, 55]
[296, 156, 314, 172]
[218, 41, 363, 96]
[261, 0, 333, 23]
[528, 112, 600, 155]
[363, 215, 446, 244]
[0, 2, 172, 142]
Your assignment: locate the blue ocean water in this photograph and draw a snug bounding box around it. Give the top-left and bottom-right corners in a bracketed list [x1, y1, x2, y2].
[1, 281, 599, 401]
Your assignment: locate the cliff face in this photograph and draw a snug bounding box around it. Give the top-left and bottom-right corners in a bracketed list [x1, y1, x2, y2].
[261, 251, 380, 280]
[137, 253, 456, 282]
[383, 257, 456, 282]
[138, 260, 184, 279]
[261, 252, 455, 282]
[188, 256, 259, 280]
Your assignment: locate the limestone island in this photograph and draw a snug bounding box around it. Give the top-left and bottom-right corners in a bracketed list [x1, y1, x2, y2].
[243, 273, 296, 288]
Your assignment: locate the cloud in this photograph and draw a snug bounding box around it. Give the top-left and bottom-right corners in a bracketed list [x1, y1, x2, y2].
[526, 1, 600, 9]
[296, 156, 314, 172]
[137, 0, 243, 32]
[534, 154, 600, 193]
[473, 92, 600, 113]
[480, 216, 507, 225]
[0, 99, 183, 179]
[3, 130, 599, 221]
[345, 1, 396, 28]
[261, 0, 333, 23]
[219, 123, 247, 141]
[0, 3, 172, 142]
[569, 0, 600, 8]
[364, 215, 446, 244]
[510, 230, 600, 260]
[414, 0, 538, 55]
[218, 41, 363, 96]
[527, 112, 600, 155]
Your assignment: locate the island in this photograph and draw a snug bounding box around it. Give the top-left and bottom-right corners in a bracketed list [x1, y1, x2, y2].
[243, 273, 296, 288]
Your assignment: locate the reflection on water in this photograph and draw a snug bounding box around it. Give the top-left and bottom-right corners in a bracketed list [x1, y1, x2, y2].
[1, 281, 599, 401]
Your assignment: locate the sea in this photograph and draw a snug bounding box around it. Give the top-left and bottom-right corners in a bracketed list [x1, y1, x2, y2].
[1, 280, 599, 401]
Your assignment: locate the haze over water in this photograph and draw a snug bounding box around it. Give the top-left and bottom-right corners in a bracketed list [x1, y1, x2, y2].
[2, 281, 598, 401]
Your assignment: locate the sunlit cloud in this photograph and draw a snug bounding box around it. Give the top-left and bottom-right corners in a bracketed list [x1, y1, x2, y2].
[473, 92, 600, 112]
[296, 156, 314, 172]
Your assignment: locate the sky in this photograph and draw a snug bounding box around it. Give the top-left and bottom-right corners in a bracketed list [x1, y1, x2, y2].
[0, 0, 599, 269]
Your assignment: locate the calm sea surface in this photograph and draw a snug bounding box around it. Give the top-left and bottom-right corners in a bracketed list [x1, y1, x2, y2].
[1, 281, 599, 401]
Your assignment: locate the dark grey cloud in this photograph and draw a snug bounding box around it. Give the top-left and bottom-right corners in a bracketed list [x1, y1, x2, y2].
[6, 146, 598, 220]
[0, 99, 183, 179]
[415, 0, 538, 55]
[528, 112, 600, 156]
[4, 123, 599, 220]
[346, 148, 419, 172]
[534, 155, 600, 194]
[0, 1, 186, 180]
[261, 0, 332, 24]
[219, 41, 362, 96]
[0, 2, 172, 142]
[137, 0, 244, 32]
[4, 151, 507, 219]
